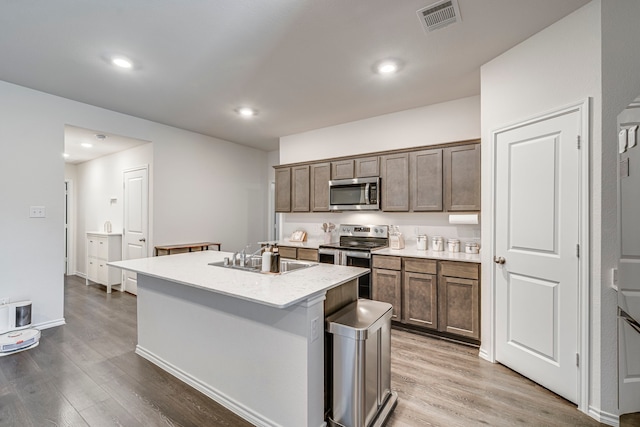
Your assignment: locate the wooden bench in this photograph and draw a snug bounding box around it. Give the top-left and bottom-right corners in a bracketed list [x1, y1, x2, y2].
[154, 242, 221, 256]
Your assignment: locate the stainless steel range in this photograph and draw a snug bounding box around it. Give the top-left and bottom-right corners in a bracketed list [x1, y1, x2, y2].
[318, 224, 389, 299]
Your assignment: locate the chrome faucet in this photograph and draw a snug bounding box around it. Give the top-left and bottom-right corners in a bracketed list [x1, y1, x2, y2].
[231, 245, 263, 268]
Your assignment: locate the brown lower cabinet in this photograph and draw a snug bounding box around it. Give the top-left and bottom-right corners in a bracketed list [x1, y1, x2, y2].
[372, 255, 480, 341]
[279, 246, 318, 262]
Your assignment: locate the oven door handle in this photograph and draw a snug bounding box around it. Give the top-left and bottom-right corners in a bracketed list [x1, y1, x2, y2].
[342, 250, 371, 260]
[318, 248, 337, 255]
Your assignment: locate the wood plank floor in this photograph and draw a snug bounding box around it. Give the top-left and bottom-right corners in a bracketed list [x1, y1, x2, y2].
[0, 275, 607, 426]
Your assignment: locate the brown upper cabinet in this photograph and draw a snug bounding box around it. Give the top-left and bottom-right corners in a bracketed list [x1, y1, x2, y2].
[275, 167, 291, 212]
[291, 165, 310, 212]
[310, 163, 331, 212]
[331, 156, 380, 180]
[331, 159, 354, 180]
[380, 153, 409, 211]
[355, 156, 380, 178]
[444, 144, 480, 211]
[410, 148, 443, 211]
[274, 140, 480, 214]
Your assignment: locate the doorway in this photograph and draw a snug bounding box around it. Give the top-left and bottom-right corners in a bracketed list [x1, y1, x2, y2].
[64, 179, 73, 275]
[491, 100, 590, 408]
[63, 125, 152, 290]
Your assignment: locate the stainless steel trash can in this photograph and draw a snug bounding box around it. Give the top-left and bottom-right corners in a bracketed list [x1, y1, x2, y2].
[326, 299, 398, 427]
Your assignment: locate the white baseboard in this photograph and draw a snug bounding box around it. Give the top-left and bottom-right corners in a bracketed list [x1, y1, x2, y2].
[75, 271, 86, 279]
[589, 406, 619, 426]
[136, 345, 281, 427]
[34, 318, 66, 330]
[479, 347, 494, 362]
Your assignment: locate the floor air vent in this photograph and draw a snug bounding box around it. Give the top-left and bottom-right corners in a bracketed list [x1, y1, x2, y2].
[417, 0, 461, 32]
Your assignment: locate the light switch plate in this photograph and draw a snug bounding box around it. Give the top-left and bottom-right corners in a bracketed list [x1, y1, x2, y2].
[29, 206, 46, 218]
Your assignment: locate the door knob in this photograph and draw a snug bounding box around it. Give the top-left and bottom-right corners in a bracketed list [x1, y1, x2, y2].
[139, 238, 146, 242]
[493, 256, 506, 265]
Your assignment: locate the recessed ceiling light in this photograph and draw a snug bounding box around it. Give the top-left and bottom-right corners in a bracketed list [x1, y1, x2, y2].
[112, 57, 133, 69]
[63, 153, 70, 158]
[236, 107, 258, 118]
[376, 60, 400, 75]
[81, 143, 93, 148]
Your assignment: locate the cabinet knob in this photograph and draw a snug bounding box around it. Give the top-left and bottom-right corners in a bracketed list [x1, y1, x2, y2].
[493, 256, 506, 265]
[139, 238, 146, 242]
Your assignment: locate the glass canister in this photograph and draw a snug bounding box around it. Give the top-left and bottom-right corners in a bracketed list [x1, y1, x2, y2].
[447, 238, 460, 253]
[416, 235, 428, 250]
[431, 236, 444, 252]
[465, 242, 480, 254]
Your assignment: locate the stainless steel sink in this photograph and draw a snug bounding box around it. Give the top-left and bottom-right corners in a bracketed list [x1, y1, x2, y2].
[208, 257, 316, 274]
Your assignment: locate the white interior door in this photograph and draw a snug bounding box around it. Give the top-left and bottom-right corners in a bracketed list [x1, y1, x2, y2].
[123, 167, 148, 295]
[494, 108, 581, 404]
[618, 120, 640, 414]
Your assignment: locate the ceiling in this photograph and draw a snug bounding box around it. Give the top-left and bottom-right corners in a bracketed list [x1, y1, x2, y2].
[1, 0, 589, 153]
[64, 125, 150, 165]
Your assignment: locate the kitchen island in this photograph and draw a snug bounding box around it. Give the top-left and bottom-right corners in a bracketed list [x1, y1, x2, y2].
[109, 250, 368, 427]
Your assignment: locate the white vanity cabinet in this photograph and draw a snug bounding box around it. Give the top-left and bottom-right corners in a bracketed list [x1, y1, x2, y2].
[86, 232, 122, 293]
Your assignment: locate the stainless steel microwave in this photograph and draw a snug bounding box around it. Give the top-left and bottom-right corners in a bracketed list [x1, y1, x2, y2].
[329, 177, 380, 211]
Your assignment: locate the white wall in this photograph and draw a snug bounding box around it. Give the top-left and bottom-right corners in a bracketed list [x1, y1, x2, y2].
[276, 95, 481, 245]
[279, 96, 480, 164]
[75, 143, 152, 274]
[0, 79, 269, 328]
[481, 0, 640, 421]
[267, 150, 279, 241]
[153, 131, 268, 252]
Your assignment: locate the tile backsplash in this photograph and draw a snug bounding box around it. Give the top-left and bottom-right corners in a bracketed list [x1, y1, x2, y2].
[281, 212, 480, 247]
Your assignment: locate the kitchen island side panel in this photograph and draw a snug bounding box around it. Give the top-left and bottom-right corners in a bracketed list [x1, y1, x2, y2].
[135, 274, 325, 427]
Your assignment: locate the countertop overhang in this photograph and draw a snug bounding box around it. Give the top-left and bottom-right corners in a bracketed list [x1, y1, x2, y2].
[109, 251, 368, 309]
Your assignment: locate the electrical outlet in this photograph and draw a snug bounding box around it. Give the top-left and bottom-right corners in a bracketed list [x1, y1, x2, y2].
[29, 206, 46, 218]
[311, 317, 319, 342]
[0, 297, 9, 305]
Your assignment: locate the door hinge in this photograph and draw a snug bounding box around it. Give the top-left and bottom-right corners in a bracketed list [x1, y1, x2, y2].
[577, 135, 581, 149]
[576, 244, 580, 258]
[576, 353, 580, 367]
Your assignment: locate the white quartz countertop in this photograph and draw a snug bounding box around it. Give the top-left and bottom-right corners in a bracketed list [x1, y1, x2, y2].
[109, 251, 367, 308]
[373, 245, 481, 263]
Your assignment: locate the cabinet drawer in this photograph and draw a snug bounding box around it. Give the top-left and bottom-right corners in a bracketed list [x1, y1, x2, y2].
[372, 255, 401, 270]
[297, 248, 318, 261]
[403, 258, 437, 274]
[279, 246, 297, 259]
[440, 261, 479, 280]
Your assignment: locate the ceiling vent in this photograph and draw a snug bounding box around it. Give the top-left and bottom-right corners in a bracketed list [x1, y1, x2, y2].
[417, 0, 461, 32]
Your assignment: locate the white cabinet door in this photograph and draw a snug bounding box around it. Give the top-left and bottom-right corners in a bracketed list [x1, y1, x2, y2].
[88, 237, 98, 259]
[88, 258, 98, 282]
[97, 237, 108, 260]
